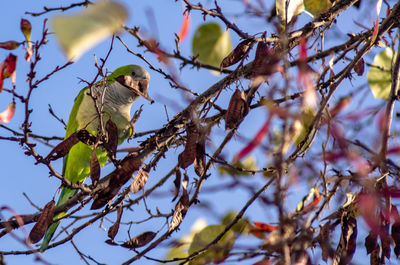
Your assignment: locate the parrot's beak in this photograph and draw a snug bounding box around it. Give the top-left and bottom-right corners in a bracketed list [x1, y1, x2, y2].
[116, 75, 154, 103]
[138, 79, 153, 103]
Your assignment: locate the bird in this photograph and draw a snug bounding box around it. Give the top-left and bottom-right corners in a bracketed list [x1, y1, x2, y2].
[40, 64, 151, 251]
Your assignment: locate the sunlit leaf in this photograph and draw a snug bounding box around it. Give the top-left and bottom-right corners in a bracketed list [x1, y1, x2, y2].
[165, 219, 207, 261]
[51, 0, 128, 60]
[294, 107, 315, 145]
[371, 0, 383, 45]
[367, 48, 394, 99]
[296, 187, 321, 213]
[0, 103, 16, 123]
[177, 13, 190, 42]
[20, 19, 32, 48]
[221, 211, 249, 234]
[188, 225, 235, 265]
[304, 0, 332, 17]
[192, 23, 232, 68]
[276, 0, 304, 24]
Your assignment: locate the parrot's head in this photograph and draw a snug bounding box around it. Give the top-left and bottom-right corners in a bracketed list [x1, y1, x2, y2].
[108, 64, 152, 103]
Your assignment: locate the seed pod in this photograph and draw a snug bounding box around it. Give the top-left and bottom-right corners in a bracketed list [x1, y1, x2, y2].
[169, 190, 189, 232]
[194, 138, 206, 177]
[108, 204, 123, 240]
[178, 123, 199, 169]
[225, 89, 249, 130]
[220, 39, 254, 70]
[354, 58, 364, 76]
[105, 119, 118, 158]
[90, 148, 100, 185]
[45, 131, 80, 161]
[129, 166, 149, 194]
[121, 231, 156, 249]
[28, 200, 55, 244]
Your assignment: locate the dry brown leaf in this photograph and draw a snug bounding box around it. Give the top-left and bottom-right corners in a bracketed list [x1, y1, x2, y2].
[364, 231, 378, 255]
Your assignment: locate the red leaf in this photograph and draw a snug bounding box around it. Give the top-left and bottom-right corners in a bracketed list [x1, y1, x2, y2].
[329, 96, 351, 119]
[0, 60, 5, 91]
[234, 115, 273, 161]
[253, 222, 277, 232]
[177, 13, 190, 42]
[299, 37, 307, 61]
[0, 103, 16, 123]
[371, 0, 383, 45]
[4, 54, 17, 87]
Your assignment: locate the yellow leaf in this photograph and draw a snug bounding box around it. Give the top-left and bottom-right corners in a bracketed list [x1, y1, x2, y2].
[276, 0, 304, 24]
[304, 0, 332, 17]
[367, 48, 394, 100]
[192, 23, 232, 69]
[51, 0, 128, 60]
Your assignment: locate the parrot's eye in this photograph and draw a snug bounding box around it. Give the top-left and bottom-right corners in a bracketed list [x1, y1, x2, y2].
[131, 72, 136, 77]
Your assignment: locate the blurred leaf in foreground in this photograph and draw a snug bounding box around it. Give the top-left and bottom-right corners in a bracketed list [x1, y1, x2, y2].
[51, 0, 128, 60]
[192, 23, 232, 69]
[367, 48, 394, 100]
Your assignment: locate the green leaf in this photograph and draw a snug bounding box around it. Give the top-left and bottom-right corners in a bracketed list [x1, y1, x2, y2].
[188, 225, 235, 265]
[164, 219, 207, 263]
[51, 0, 128, 60]
[192, 23, 232, 68]
[20, 19, 32, 47]
[221, 211, 250, 234]
[276, 0, 304, 24]
[294, 107, 315, 146]
[367, 48, 394, 100]
[304, 0, 332, 17]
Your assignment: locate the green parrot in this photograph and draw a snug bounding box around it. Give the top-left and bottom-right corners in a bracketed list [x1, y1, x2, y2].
[40, 65, 151, 251]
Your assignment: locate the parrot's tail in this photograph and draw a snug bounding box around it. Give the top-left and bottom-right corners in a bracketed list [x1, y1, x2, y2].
[40, 187, 78, 252]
